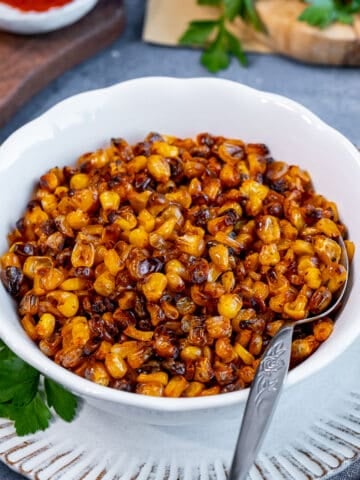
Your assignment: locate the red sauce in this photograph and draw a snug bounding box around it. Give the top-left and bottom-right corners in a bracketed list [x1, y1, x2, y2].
[0, 0, 73, 12]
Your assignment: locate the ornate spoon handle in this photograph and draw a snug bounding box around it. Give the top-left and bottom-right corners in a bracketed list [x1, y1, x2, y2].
[229, 323, 294, 480]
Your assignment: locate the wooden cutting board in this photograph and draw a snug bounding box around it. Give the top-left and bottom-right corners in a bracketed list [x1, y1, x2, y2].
[0, 0, 125, 128]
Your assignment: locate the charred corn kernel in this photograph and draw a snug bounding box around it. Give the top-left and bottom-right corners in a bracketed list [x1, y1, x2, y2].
[234, 343, 255, 365]
[136, 382, 164, 397]
[207, 264, 223, 283]
[40, 268, 65, 291]
[70, 173, 90, 190]
[249, 333, 263, 356]
[142, 273, 167, 302]
[118, 291, 136, 310]
[94, 271, 115, 296]
[1, 252, 21, 269]
[137, 372, 168, 386]
[100, 191, 120, 211]
[128, 227, 149, 248]
[215, 337, 235, 362]
[297, 255, 318, 275]
[85, 362, 110, 386]
[166, 271, 185, 292]
[111, 341, 140, 358]
[176, 234, 205, 257]
[103, 249, 122, 276]
[183, 382, 205, 397]
[209, 244, 229, 271]
[239, 366, 255, 384]
[128, 191, 152, 213]
[214, 232, 242, 253]
[60, 277, 87, 291]
[253, 281, 269, 300]
[266, 320, 285, 337]
[147, 155, 171, 183]
[235, 329, 253, 347]
[180, 345, 202, 361]
[66, 210, 89, 229]
[291, 336, 319, 363]
[155, 218, 177, 239]
[239, 180, 269, 216]
[115, 212, 137, 231]
[345, 240, 355, 262]
[95, 341, 112, 360]
[217, 294, 242, 318]
[256, 215, 281, 244]
[166, 189, 192, 208]
[36, 313, 55, 339]
[23, 256, 53, 279]
[314, 236, 341, 264]
[138, 209, 155, 232]
[327, 264, 347, 293]
[71, 241, 95, 268]
[164, 376, 189, 397]
[283, 286, 309, 320]
[315, 218, 340, 238]
[105, 353, 128, 379]
[205, 316, 231, 338]
[165, 259, 187, 278]
[304, 267, 322, 289]
[313, 318, 334, 342]
[40, 171, 59, 191]
[152, 141, 179, 158]
[124, 324, 154, 341]
[127, 155, 148, 173]
[21, 314, 38, 341]
[47, 291, 79, 317]
[40, 193, 57, 213]
[259, 243, 280, 266]
[201, 386, 221, 396]
[293, 239, 314, 256]
[71, 317, 90, 347]
[25, 206, 48, 225]
[221, 271, 235, 292]
[71, 189, 97, 212]
[287, 205, 304, 231]
[194, 357, 214, 383]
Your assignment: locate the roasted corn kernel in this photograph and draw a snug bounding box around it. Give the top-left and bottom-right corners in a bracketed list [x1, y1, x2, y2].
[1, 132, 351, 398]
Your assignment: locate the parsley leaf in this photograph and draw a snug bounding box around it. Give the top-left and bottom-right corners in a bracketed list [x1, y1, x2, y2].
[201, 26, 230, 72]
[224, 0, 243, 20]
[179, 20, 218, 46]
[9, 394, 51, 436]
[299, 0, 360, 28]
[225, 29, 248, 66]
[45, 378, 78, 422]
[0, 343, 40, 405]
[0, 340, 78, 436]
[197, 0, 222, 5]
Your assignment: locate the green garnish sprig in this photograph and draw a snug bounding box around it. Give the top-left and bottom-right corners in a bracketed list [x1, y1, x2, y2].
[179, 0, 263, 72]
[0, 340, 78, 436]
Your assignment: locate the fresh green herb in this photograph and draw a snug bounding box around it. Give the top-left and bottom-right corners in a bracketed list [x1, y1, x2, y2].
[299, 0, 360, 28]
[179, 0, 262, 72]
[0, 340, 78, 436]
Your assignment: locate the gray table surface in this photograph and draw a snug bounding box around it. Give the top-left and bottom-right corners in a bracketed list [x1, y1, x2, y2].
[0, 0, 359, 478]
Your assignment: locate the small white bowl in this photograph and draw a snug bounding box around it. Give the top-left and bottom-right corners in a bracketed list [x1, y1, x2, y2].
[0, 77, 359, 425]
[0, 0, 98, 34]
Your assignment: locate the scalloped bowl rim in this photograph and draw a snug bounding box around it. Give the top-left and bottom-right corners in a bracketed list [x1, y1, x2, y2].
[0, 77, 359, 413]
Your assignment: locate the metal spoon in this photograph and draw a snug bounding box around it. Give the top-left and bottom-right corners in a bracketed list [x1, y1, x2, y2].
[229, 237, 349, 480]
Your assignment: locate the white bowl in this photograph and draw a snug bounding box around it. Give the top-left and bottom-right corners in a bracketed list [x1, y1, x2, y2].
[0, 0, 98, 34]
[0, 77, 359, 425]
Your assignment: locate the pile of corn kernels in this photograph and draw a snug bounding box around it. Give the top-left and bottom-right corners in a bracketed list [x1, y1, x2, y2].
[0, 133, 353, 397]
